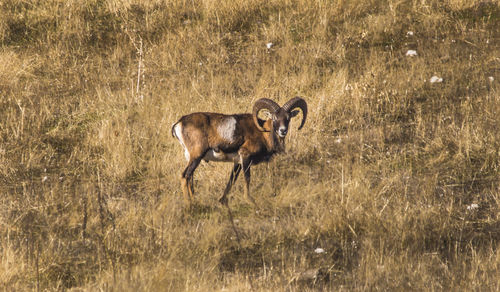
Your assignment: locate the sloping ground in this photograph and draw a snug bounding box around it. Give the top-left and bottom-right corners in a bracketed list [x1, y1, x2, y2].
[0, 0, 499, 290]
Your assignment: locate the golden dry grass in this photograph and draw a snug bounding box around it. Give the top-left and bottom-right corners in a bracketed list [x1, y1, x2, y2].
[0, 0, 499, 290]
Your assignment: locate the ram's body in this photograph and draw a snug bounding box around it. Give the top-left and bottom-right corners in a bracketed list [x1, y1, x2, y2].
[172, 113, 280, 165]
[172, 97, 307, 206]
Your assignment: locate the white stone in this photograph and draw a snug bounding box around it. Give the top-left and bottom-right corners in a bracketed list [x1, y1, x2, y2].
[467, 203, 479, 210]
[430, 76, 443, 83]
[406, 50, 417, 57]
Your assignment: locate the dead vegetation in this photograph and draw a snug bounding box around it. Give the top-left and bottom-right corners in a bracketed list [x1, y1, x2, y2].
[0, 0, 499, 290]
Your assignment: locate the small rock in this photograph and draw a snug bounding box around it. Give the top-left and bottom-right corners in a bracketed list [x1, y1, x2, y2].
[488, 76, 494, 82]
[407, 31, 414, 36]
[314, 247, 325, 254]
[266, 42, 273, 49]
[467, 203, 479, 210]
[406, 50, 417, 57]
[430, 76, 443, 83]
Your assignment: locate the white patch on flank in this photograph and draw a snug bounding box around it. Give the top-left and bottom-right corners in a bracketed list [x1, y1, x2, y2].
[174, 123, 190, 161]
[218, 117, 237, 143]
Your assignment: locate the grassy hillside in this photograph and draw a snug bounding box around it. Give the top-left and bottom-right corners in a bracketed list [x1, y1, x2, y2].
[0, 0, 499, 290]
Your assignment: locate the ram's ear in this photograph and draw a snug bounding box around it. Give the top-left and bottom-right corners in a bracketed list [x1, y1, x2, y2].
[290, 110, 300, 118]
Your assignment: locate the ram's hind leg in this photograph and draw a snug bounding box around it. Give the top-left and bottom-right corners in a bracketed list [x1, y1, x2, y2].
[181, 157, 202, 206]
[188, 176, 195, 200]
[180, 174, 190, 206]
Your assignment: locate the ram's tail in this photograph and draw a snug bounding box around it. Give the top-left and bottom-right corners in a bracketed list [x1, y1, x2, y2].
[171, 121, 180, 139]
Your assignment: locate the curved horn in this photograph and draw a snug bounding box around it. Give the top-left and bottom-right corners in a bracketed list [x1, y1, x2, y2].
[253, 98, 280, 132]
[282, 96, 308, 130]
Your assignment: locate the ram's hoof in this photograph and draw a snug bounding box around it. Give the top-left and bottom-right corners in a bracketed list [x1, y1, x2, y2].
[218, 196, 228, 206]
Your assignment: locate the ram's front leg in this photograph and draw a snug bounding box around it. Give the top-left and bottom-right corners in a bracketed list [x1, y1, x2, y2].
[239, 150, 257, 206]
[219, 163, 241, 206]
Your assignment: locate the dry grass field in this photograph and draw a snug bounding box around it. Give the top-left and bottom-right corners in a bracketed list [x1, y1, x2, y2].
[0, 0, 499, 290]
